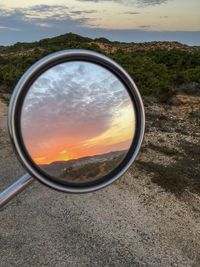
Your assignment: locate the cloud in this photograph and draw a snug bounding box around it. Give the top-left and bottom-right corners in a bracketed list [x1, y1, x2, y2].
[138, 25, 151, 29]
[123, 12, 140, 15]
[159, 16, 169, 18]
[76, 0, 170, 7]
[21, 62, 132, 153]
[0, 3, 199, 46]
[0, 25, 21, 31]
[21, 5, 97, 19]
[21, 61, 135, 162]
[0, 5, 92, 44]
[136, 0, 169, 6]
[0, 5, 90, 28]
[70, 10, 98, 15]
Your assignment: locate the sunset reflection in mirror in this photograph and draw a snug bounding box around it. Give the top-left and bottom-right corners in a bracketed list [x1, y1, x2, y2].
[21, 61, 136, 184]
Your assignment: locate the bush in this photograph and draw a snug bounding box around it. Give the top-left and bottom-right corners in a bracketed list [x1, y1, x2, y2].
[112, 53, 172, 100]
[0, 34, 199, 101]
[176, 67, 200, 83]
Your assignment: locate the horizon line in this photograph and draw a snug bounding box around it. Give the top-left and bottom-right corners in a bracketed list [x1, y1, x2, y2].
[38, 148, 128, 166]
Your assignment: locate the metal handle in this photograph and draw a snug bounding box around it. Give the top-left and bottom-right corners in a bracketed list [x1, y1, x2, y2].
[0, 173, 34, 209]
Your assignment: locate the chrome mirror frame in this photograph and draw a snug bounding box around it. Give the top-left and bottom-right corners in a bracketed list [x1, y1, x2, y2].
[1, 49, 145, 207]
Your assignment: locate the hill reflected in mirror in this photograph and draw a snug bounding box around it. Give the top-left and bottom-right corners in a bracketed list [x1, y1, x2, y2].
[21, 61, 136, 184]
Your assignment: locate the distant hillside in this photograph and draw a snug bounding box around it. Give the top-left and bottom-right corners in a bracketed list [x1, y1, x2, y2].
[40, 150, 127, 183]
[0, 32, 199, 102]
[0, 33, 199, 59]
[92, 40, 200, 53]
[1, 33, 199, 55]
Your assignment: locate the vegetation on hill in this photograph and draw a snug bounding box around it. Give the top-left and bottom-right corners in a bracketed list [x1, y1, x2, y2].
[0, 33, 199, 102]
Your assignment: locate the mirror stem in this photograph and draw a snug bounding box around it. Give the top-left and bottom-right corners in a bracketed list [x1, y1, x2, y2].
[0, 173, 34, 209]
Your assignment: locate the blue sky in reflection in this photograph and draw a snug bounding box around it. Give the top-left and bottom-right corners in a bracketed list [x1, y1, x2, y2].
[21, 61, 135, 164]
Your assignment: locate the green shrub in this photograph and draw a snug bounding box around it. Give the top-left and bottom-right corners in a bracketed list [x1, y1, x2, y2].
[0, 34, 199, 101]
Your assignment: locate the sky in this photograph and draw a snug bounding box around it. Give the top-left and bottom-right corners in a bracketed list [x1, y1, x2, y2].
[21, 61, 136, 165]
[0, 0, 199, 45]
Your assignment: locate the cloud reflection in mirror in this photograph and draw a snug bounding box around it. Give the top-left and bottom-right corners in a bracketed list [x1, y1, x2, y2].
[21, 61, 136, 184]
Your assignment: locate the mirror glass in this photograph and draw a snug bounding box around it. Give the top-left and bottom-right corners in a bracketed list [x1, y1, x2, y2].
[20, 61, 136, 185]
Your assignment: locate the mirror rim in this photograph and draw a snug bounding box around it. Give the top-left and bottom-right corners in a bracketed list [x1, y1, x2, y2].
[8, 49, 145, 193]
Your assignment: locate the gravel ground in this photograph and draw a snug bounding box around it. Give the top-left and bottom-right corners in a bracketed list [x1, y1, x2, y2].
[0, 97, 200, 267]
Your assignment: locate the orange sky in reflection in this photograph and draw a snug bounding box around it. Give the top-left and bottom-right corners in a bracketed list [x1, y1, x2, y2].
[21, 61, 136, 165]
[32, 103, 135, 164]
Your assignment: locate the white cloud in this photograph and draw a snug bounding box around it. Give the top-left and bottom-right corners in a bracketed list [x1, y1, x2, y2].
[0, 25, 21, 31]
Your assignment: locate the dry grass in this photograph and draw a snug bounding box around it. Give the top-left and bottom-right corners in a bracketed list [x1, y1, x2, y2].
[137, 140, 200, 195]
[59, 155, 124, 183]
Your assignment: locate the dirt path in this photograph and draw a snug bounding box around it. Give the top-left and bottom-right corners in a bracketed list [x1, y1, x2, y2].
[0, 100, 24, 190]
[0, 98, 200, 266]
[0, 100, 7, 129]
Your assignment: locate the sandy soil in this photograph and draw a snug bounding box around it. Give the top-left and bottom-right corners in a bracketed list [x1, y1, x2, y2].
[0, 97, 200, 267]
[0, 100, 7, 129]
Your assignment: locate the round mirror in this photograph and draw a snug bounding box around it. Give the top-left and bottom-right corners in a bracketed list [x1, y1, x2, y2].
[9, 50, 145, 193]
[21, 61, 135, 185]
